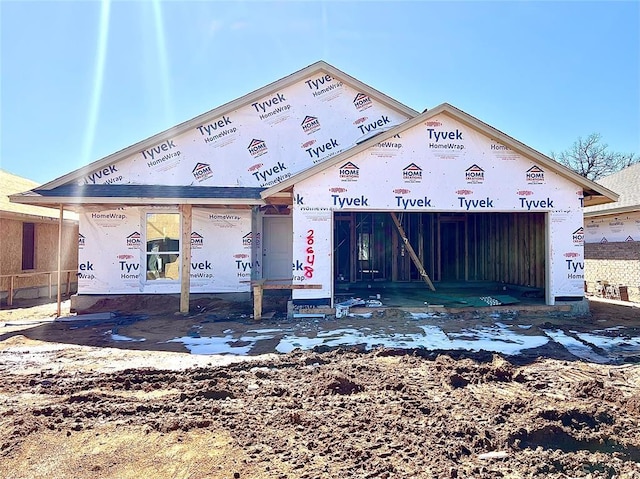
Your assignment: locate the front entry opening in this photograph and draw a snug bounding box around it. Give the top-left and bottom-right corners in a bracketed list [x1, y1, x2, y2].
[262, 215, 293, 280]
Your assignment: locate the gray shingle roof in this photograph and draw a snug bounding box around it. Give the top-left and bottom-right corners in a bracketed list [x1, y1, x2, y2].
[9, 184, 267, 209]
[584, 163, 640, 216]
[32, 184, 266, 200]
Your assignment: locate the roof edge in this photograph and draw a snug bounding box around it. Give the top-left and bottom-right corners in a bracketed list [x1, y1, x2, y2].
[9, 193, 265, 208]
[261, 103, 619, 205]
[584, 205, 638, 218]
[39, 61, 419, 190]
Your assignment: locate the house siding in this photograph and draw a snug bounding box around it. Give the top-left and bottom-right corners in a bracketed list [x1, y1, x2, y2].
[584, 242, 640, 302]
[0, 217, 78, 301]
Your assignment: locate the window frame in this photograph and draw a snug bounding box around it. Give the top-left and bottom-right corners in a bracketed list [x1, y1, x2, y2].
[144, 211, 182, 282]
[22, 222, 36, 271]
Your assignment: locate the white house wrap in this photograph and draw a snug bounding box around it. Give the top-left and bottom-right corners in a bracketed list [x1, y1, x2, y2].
[10, 61, 618, 309]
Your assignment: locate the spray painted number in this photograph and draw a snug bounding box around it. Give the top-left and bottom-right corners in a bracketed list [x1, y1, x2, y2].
[305, 229, 315, 278]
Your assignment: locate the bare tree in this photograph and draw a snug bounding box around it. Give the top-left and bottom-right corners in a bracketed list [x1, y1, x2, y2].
[551, 133, 639, 181]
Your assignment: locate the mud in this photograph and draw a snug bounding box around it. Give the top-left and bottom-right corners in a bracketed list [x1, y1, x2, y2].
[1, 299, 640, 478]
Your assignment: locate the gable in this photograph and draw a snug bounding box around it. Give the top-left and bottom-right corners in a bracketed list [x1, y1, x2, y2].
[265, 104, 618, 209]
[40, 62, 417, 191]
[292, 111, 598, 212]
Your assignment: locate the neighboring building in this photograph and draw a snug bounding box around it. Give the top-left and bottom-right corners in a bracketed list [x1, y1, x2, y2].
[583, 163, 640, 302]
[1, 169, 78, 304]
[10, 62, 617, 312]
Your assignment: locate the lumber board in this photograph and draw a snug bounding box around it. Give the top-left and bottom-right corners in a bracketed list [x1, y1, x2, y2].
[389, 213, 436, 291]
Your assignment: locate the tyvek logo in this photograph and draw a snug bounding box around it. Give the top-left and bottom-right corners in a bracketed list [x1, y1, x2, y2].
[353, 93, 372, 111]
[465, 164, 484, 183]
[526, 165, 545, 184]
[572, 227, 584, 245]
[339, 162, 359, 181]
[192, 163, 213, 182]
[126, 232, 141, 249]
[565, 257, 584, 279]
[235, 253, 257, 278]
[403, 163, 422, 182]
[301, 116, 321, 134]
[247, 139, 268, 158]
[191, 232, 204, 249]
[78, 234, 85, 248]
[242, 232, 252, 248]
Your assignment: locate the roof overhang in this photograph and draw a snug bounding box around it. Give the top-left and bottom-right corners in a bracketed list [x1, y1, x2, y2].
[584, 205, 638, 218]
[36, 61, 419, 191]
[9, 185, 267, 211]
[261, 103, 619, 208]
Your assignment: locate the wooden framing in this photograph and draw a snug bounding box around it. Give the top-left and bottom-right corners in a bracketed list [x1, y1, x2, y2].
[389, 213, 436, 291]
[251, 279, 321, 320]
[180, 204, 193, 313]
[2, 270, 75, 306]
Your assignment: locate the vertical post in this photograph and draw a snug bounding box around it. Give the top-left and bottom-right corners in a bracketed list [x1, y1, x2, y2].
[180, 204, 192, 313]
[57, 205, 63, 317]
[253, 282, 263, 320]
[9, 276, 15, 306]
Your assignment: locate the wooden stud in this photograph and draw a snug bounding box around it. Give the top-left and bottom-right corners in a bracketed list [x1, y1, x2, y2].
[180, 204, 192, 314]
[390, 213, 435, 291]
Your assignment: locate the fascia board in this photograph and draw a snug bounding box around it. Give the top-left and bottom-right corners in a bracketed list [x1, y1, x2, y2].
[260, 104, 449, 198]
[40, 61, 418, 190]
[262, 102, 619, 205]
[584, 205, 639, 218]
[318, 62, 420, 118]
[437, 104, 619, 204]
[9, 193, 264, 207]
[0, 210, 78, 224]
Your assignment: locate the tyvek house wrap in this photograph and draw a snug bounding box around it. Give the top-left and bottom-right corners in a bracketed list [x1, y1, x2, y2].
[290, 112, 586, 302]
[77, 74, 411, 188]
[78, 207, 252, 294]
[584, 212, 640, 243]
[74, 69, 413, 295]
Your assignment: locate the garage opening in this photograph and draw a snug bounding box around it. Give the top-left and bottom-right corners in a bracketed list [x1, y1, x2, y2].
[334, 212, 546, 302]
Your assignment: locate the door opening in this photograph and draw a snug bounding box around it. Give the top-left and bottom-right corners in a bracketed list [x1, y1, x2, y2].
[262, 215, 293, 280]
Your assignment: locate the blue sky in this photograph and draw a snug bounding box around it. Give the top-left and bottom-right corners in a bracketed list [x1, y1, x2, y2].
[2, 1, 638, 185]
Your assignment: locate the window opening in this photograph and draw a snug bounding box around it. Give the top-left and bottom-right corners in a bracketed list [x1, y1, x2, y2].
[22, 223, 35, 270]
[146, 213, 180, 280]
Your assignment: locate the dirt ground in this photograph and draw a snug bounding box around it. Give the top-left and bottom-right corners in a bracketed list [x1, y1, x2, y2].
[1, 299, 640, 478]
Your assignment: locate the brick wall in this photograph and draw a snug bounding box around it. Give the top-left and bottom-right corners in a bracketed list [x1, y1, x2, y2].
[584, 242, 640, 303]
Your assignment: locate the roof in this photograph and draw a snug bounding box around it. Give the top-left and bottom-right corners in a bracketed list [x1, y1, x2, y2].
[0, 169, 78, 222]
[261, 103, 619, 208]
[584, 162, 640, 217]
[32, 61, 419, 192]
[10, 185, 266, 209]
